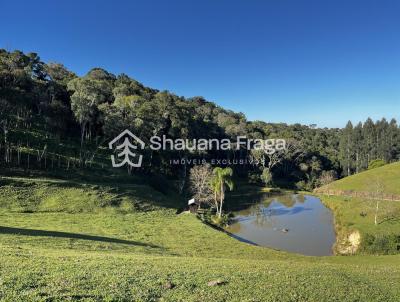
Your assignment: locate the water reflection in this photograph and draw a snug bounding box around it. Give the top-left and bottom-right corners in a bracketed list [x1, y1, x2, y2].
[226, 194, 336, 256]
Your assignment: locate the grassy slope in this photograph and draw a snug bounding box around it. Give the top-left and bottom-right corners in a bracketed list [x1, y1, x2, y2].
[315, 162, 400, 254]
[321, 195, 400, 255]
[318, 161, 400, 195]
[323, 195, 400, 235]
[0, 176, 400, 301]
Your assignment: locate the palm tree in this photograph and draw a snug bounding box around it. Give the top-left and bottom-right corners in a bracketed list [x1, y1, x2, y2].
[211, 167, 234, 217]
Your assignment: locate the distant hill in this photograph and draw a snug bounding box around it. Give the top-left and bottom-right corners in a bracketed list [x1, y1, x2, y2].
[316, 161, 400, 197]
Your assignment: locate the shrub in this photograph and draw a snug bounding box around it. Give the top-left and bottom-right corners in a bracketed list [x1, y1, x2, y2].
[260, 168, 273, 186]
[318, 170, 338, 186]
[360, 233, 400, 255]
[247, 172, 261, 185]
[295, 180, 313, 191]
[211, 214, 230, 227]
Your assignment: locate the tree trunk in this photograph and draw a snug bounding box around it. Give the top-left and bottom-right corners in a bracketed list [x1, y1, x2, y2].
[2, 123, 7, 144]
[356, 152, 359, 174]
[80, 122, 86, 163]
[214, 191, 219, 215]
[219, 182, 224, 217]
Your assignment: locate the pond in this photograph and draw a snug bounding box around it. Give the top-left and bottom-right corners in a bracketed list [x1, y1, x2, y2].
[225, 194, 336, 256]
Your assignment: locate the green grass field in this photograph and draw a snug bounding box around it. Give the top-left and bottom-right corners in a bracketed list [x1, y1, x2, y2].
[1, 174, 400, 301]
[315, 162, 400, 255]
[321, 195, 400, 254]
[317, 161, 400, 196]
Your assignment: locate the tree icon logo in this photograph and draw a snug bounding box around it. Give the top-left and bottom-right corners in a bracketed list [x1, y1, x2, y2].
[109, 129, 145, 168]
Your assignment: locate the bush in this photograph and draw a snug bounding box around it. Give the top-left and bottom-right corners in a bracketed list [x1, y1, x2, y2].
[368, 159, 386, 170]
[211, 214, 230, 227]
[318, 170, 338, 186]
[197, 208, 213, 221]
[247, 172, 261, 185]
[360, 233, 400, 255]
[260, 168, 273, 186]
[295, 180, 313, 191]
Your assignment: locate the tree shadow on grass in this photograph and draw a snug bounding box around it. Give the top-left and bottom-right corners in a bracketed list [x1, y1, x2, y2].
[0, 226, 161, 248]
[0, 176, 183, 211]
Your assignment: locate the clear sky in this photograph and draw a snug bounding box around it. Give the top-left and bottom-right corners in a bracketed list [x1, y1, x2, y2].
[1, 0, 399, 128]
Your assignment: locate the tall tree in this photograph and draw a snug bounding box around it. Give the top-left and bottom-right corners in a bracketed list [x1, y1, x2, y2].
[211, 167, 234, 217]
[340, 121, 354, 176]
[189, 164, 213, 209]
[67, 78, 108, 161]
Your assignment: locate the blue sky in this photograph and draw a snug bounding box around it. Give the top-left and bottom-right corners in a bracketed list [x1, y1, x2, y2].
[1, 0, 399, 128]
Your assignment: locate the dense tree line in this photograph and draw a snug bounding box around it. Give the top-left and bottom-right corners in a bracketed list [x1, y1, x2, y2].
[0, 49, 399, 189]
[340, 119, 399, 176]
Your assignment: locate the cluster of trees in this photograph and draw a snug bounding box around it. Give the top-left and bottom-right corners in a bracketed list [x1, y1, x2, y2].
[189, 164, 234, 218]
[1, 49, 399, 190]
[340, 120, 399, 176]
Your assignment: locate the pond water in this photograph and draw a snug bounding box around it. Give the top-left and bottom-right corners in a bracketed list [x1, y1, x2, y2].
[225, 194, 336, 256]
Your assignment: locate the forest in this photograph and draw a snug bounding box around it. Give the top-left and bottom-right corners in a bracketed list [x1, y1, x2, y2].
[1, 49, 399, 190]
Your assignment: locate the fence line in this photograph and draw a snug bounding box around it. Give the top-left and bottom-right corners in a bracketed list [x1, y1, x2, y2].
[314, 189, 400, 202]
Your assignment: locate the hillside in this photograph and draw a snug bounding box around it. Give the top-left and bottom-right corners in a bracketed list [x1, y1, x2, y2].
[2, 49, 400, 192]
[316, 162, 400, 255]
[1, 175, 400, 301]
[1, 49, 400, 301]
[316, 161, 400, 196]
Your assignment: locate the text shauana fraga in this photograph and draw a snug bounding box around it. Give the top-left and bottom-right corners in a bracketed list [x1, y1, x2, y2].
[148, 135, 286, 154]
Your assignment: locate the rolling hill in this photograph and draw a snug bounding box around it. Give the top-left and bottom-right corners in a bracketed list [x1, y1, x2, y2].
[1, 175, 400, 301]
[316, 161, 400, 197]
[316, 162, 400, 255]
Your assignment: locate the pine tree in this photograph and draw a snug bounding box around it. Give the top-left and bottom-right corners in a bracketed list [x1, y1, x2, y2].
[339, 121, 354, 176]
